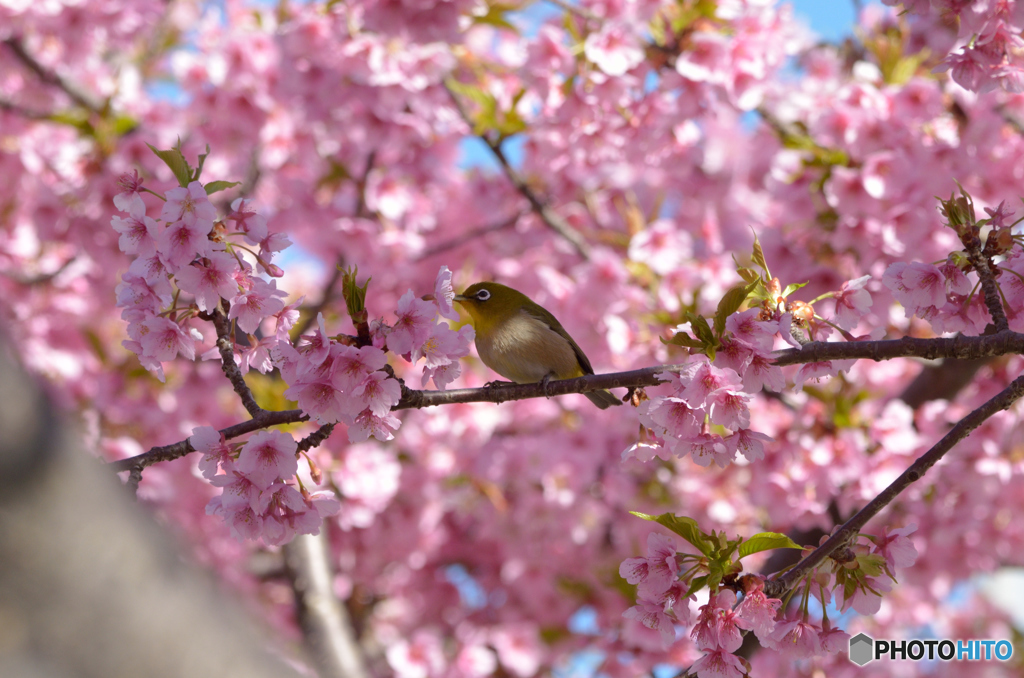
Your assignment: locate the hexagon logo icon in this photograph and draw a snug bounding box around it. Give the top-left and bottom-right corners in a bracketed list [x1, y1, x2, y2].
[849, 632, 874, 666]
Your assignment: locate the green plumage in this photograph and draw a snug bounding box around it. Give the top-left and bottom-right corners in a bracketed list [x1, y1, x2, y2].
[455, 282, 622, 410]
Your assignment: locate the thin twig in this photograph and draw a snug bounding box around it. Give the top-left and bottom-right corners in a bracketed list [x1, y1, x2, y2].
[294, 265, 346, 341]
[416, 209, 526, 260]
[544, 0, 601, 22]
[298, 424, 336, 453]
[764, 372, 1024, 598]
[0, 96, 50, 119]
[4, 36, 103, 112]
[444, 81, 592, 259]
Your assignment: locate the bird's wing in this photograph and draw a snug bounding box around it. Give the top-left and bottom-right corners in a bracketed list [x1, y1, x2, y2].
[521, 306, 595, 375]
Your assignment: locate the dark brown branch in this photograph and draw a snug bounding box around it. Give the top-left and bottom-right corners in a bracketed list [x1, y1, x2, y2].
[444, 81, 592, 259]
[394, 364, 687, 410]
[966, 245, 1009, 332]
[109, 409, 307, 474]
[0, 96, 50, 119]
[298, 423, 337, 453]
[771, 330, 1024, 366]
[4, 36, 103, 112]
[764, 372, 1024, 598]
[210, 307, 264, 417]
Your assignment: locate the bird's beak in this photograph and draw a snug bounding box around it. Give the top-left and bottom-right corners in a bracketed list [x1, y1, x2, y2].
[453, 294, 468, 303]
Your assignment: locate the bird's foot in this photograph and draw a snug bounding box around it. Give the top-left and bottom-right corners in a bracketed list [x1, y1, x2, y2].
[541, 373, 553, 399]
[483, 379, 512, 389]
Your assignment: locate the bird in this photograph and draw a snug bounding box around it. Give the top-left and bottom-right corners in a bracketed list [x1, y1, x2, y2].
[454, 281, 622, 409]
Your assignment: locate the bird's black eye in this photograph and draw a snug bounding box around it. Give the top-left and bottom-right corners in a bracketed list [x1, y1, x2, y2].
[475, 289, 491, 301]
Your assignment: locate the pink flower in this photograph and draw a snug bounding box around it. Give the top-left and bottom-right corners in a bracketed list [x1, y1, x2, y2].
[114, 170, 145, 213]
[161, 180, 217, 229]
[229, 278, 287, 333]
[619, 532, 678, 599]
[741, 352, 785, 392]
[882, 261, 948, 317]
[157, 217, 214, 269]
[490, 623, 541, 678]
[111, 203, 159, 255]
[227, 197, 268, 245]
[833, 275, 872, 330]
[708, 389, 750, 430]
[434, 265, 459, 321]
[628, 220, 693, 276]
[234, 429, 298, 489]
[642, 397, 701, 451]
[726, 308, 778, 352]
[386, 629, 446, 678]
[421, 327, 473, 389]
[584, 21, 644, 77]
[623, 595, 676, 648]
[174, 251, 240, 311]
[354, 370, 402, 417]
[736, 581, 781, 642]
[727, 428, 773, 463]
[874, 523, 919, 570]
[690, 648, 746, 678]
[332, 344, 388, 392]
[680, 363, 743, 409]
[387, 289, 437, 356]
[139, 316, 200, 361]
[348, 409, 402, 442]
[767, 618, 822, 657]
[189, 425, 233, 480]
[792, 360, 840, 392]
[819, 620, 850, 654]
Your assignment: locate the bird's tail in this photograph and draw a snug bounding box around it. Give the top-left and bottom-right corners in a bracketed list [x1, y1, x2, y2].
[585, 389, 622, 409]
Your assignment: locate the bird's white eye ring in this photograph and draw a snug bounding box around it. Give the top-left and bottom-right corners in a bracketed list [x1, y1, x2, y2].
[476, 289, 491, 301]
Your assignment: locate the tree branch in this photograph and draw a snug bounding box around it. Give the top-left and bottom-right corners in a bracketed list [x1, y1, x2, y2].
[109, 409, 307, 474]
[416, 209, 527, 260]
[771, 330, 1024, 366]
[394, 364, 687, 410]
[4, 36, 103, 112]
[444, 81, 592, 259]
[764, 372, 1024, 598]
[284, 532, 369, 678]
[209, 307, 264, 417]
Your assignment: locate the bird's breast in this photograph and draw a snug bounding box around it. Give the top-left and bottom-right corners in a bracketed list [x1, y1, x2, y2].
[476, 311, 583, 383]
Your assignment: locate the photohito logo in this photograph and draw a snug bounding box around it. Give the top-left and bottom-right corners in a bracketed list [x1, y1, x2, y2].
[848, 633, 1014, 666]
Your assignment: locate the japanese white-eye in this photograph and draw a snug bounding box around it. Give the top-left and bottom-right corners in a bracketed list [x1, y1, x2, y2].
[454, 282, 622, 410]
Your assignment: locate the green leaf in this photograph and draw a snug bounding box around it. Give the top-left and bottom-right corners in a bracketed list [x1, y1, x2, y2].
[858, 552, 886, 578]
[689, 313, 715, 347]
[684, 574, 709, 598]
[713, 281, 756, 337]
[204, 180, 241, 195]
[194, 144, 211, 182]
[781, 281, 808, 298]
[630, 511, 712, 556]
[147, 142, 192, 188]
[738, 532, 803, 559]
[751, 233, 769, 277]
[661, 331, 703, 349]
[471, 1, 519, 32]
[735, 265, 760, 284]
